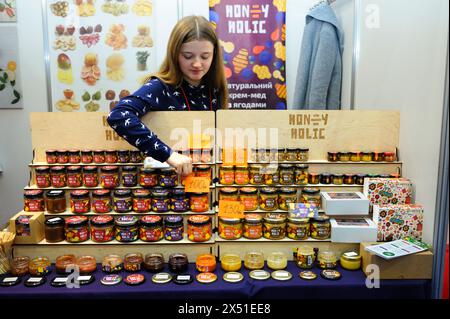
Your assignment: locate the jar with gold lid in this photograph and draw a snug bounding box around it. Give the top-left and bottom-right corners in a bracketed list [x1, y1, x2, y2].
[249, 164, 264, 185]
[318, 251, 337, 269]
[219, 165, 235, 185]
[301, 188, 321, 207]
[310, 214, 331, 240]
[287, 216, 310, 240]
[259, 187, 278, 211]
[295, 164, 309, 185]
[234, 165, 249, 185]
[279, 164, 294, 185]
[340, 251, 362, 270]
[244, 251, 264, 270]
[219, 187, 239, 202]
[263, 213, 286, 240]
[278, 187, 297, 211]
[218, 217, 242, 240]
[243, 214, 263, 239]
[221, 253, 242, 272]
[239, 187, 258, 211]
[267, 252, 287, 270]
[277, 148, 286, 162]
[296, 246, 314, 269]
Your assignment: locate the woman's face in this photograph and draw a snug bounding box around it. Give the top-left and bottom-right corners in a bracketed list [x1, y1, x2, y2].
[178, 40, 214, 86]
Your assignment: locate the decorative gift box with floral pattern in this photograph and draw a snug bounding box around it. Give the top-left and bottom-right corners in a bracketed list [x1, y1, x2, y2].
[363, 178, 413, 206]
[373, 204, 423, 241]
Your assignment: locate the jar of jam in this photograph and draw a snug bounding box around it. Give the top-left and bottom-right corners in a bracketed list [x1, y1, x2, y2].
[164, 215, 184, 241]
[117, 150, 130, 163]
[45, 190, 66, 213]
[100, 166, 120, 189]
[196, 254, 216, 273]
[244, 251, 264, 270]
[55, 254, 76, 274]
[320, 173, 332, 185]
[234, 165, 249, 185]
[328, 152, 339, 162]
[279, 187, 297, 211]
[113, 189, 132, 213]
[249, 164, 264, 185]
[115, 215, 139, 242]
[29, 257, 51, 276]
[44, 217, 65, 242]
[219, 165, 234, 185]
[310, 214, 331, 240]
[355, 174, 367, 185]
[82, 166, 98, 187]
[76, 255, 97, 274]
[169, 253, 188, 273]
[295, 164, 309, 185]
[159, 168, 178, 187]
[70, 190, 90, 213]
[287, 216, 309, 240]
[308, 172, 320, 185]
[139, 215, 163, 242]
[297, 148, 309, 162]
[130, 150, 143, 163]
[50, 166, 67, 187]
[344, 174, 355, 185]
[187, 215, 212, 242]
[65, 216, 89, 242]
[132, 189, 151, 213]
[263, 165, 280, 185]
[122, 166, 138, 187]
[68, 150, 81, 164]
[46, 150, 57, 164]
[195, 165, 212, 183]
[81, 150, 93, 164]
[259, 187, 278, 211]
[105, 150, 118, 163]
[219, 187, 239, 201]
[263, 213, 286, 239]
[361, 152, 373, 162]
[350, 152, 361, 162]
[318, 251, 337, 269]
[221, 253, 242, 272]
[144, 253, 165, 273]
[372, 151, 384, 162]
[57, 150, 68, 164]
[35, 166, 51, 188]
[301, 188, 321, 207]
[10, 256, 30, 276]
[24, 190, 45, 212]
[170, 189, 189, 212]
[190, 193, 209, 212]
[90, 215, 115, 242]
[93, 150, 105, 164]
[15, 215, 31, 237]
[296, 246, 314, 269]
[285, 148, 298, 161]
[92, 189, 112, 213]
[243, 214, 263, 239]
[218, 217, 243, 240]
[67, 166, 82, 188]
[332, 174, 344, 185]
[267, 251, 288, 270]
[239, 187, 259, 211]
[338, 152, 350, 162]
[139, 167, 158, 188]
[124, 253, 143, 272]
[102, 255, 124, 273]
[151, 189, 170, 213]
[384, 151, 396, 162]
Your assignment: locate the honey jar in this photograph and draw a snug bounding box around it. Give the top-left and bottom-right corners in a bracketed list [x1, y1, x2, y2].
[296, 246, 314, 269]
[308, 172, 320, 185]
[338, 152, 350, 162]
[327, 152, 339, 162]
[139, 167, 158, 188]
[301, 188, 321, 207]
[221, 253, 242, 272]
[249, 164, 264, 185]
[68, 150, 81, 164]
[76, 255, 97, 274]
[117, 150, 130, 163]
[244, 251, 264, 270]
[263, 165, 279, 185]
[65, 216, 89, 243]
[92, 189, 112, 213]
[343, 174, 355, 185]
[29, 257, 51, 276]
[44, 217, 65, 243]
[361, 152, 373, 162]
[190, 193, 209, 212]
[56, 254, 76, 274]
[132, 189, 151, 213]
[90, 215, 115, 243]
[191, 149, 202, 163]
[46, 150, 57, 164]
[130, 150, 143, 163]
[35, 166, 51, 188]
[277, 148, 286, 162]
[124, 253, 143, 272]
[169, 253, 189, 273]
[340, 251, 362, 270]
[66, 166, 82, 187]
[93, 150, 106, 163]
[196, 254, 216, 273]
[10, 256, 30, 277]
[24, 190, 45, 212]
[195, 165, 212, 183]
[159, 168, 178, 187]
[70, 190, 90, 214]
[170, 188, 189, 212]
[372, 151, 384, 162]
[259, 187, 278, 211]
[285, 148, 297, 161]
[279, 187, 297, 211]
[243, 214, 263, 239]
[115, 216, 139, 242]
[350, 152, 361, 162]
[218, 217, 243, 240]
[287, 216, 310, 240]
[279, 164, 294, 185]
[143, 253, 165, 273]
[234, 165, 249, 185]
[187, 215, 212, 242]
[105, 150, 118, 163]
[151, 189, 170, 213]
[219, 187, 239, 201]
[267, 252, 288, 270]
[310, 214, 331, 240]
[263, 213, 286, 240]
[122, 166, 138, 187]
[164, 215, 184, 241]
[102, 255, 124, 273]
[318, 251, 337, 269]
[295, 164, 309, 185]
[139, 215, 163, 242]
[82, 166, 98, 187]
[297, 148, 309, 162]
[332, 174, 344, 185]
[56, 150, 68, 164]
[100, 166, 119, 189]
[384, 152, 396, 162]
[15, 215, 31, 237]
[50, 166, 66, 187]
[81, 150, 93, 164]
[320, 173, 332, 185]
[239, 187, 259, 211]
[355, 174, 367, 185]
[114, 189, 132, 213]
[219, 165, 235, 185]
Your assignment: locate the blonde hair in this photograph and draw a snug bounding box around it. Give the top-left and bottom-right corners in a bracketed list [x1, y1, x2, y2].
[144, 15, 228, 109]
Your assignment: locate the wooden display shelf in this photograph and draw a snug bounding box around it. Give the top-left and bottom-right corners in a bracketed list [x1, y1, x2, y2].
[42, 209, 216, 216]
[214, 234, 330, 243]
[216, 160, 402, 165]
[29, 162, 215, 167]
[215, 183, 363, 188]
[24, 185, 216, 191]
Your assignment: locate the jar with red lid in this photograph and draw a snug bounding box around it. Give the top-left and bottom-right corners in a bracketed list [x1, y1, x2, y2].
[122, 166, 138, 187]
[24, 190, 45, 212]
[139, 215, 163, 242]
[100, 166, 120, 188]
[65, 216, 89, 242]
[93, 150, 105, 163]
[81, 150, 93, 164]
[117, 150, 130, 163]
[164, 215, 184, 241]
[159, 168, 178, 187]
[68, 150, 81, 164]
[113, 189, 132, 213]
[115, 216, 139, 242]
[57, 150, 68, 164]
[82, 166, 98, 187]
[67, 166, 82, 187]
[50, 166, 67, 187]
[46, 150, 57, 164]
[70, 190, 90, 213]
[195, 165, 212, 184]
[170, 188, 189, 212]
[92, 189, 112, 213]
[129, 150, 143, 163]
[90, 215, 114, 242]
[132, 189, 151, 213]
[190, 193, 209, 212]
[239, 187, 259, 211]
[187, 215, 212, 242]
[35, 166, 51, 188]
[139, 167, 158, 187]
[151, 189, 170, 213]
[105, 150, 118, 163]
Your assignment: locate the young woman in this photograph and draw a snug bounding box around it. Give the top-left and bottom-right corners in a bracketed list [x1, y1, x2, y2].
[107, 15, 228, 176]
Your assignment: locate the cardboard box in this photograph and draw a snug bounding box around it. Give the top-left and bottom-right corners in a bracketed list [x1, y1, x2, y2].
[363, 178, 413, 206]
[330, 217, 377, 243]
[321, 191, 369, 215]
[360, 242, 433, 279]
[9, 211, 45, 244]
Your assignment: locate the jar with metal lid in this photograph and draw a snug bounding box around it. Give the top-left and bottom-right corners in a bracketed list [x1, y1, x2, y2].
[67, 165, 82, 187]
[151, 189, 170, 213]
[262, 164, 279, 185]
[159, 167, 178, 187]
[169, 253, 188, 273]
[263, 213, 286, 239]
[81, 150, 93, 164]
[190, 193, 209, 212]
[124, 253, 143, 272]
[249, 164, 264, 185]
[219, 187, 239, 201]
[355, 174, 367, 185]
[57, 150, 68, 164]
[100, 166, 120, 189]
[139, 215, 163, 242]
[297, 148, 309, 162]
[139, 167, 158, 188]
[35, 166, 51, 188]
[93, 150, 105, 164]
[195, 164, 212, 183]
[243, 214, 263, 239]
[24, 190, 45, 212]
[130, 150, 143, 163]
[50, 166, 67, 187]
[10, 256, 30, 276]
[105, 150, 118, 163]
[55, 254, 76, 274]
[196, 254, 216, 273]
[102, 255, 123, 273]
[279, 164, 294, 185]
[384, 151, 396, 162]
[46, 150, 57, 164]
[45, 217, 65, 242]
[277, 148, 286, 162]
[239, 187, 258, 211]
[65, 216, 89, 242]
[327, 152, 339, 162]
[92, 189, 112, 213]
[259, 187, 278, 211]
[344, 174, 355, 185]
[218, 217, 243, 240]
[234, 165, 249, 185]
[117, 150, 130, 163]
[267, 148, 279, 162]
[68, 150, 81, 164]
[187, 215, 212, 242]
[257, 148, 267, 162]
[76, 255, 97, 274]
[308, 172, 320, 185]
[340, 251, 362, 270]
[267, 252, 287, 270]
[350, 152, 361, 162]
[361, 152, 372, 162]
[115, 216, 139, 242]
[338, 152, 350, 162]
[219, 165, 235, 185]
[121, 166, 137, 187]
[372, 151, 384, 162]
[285, 148, 298, 161]
[132, 189, 151, 213]
[90, 215, 115, 242]
[310, 214, 331, 239]
[244, 251, 264, 270]
[295, 164, 309, 185]
[164, 215, 184, 241]
[82, 165, 98, 187]
[143, 253, 165, 273]
[332, 174, 344, 185]
[221, 253, 242, 272]
[318, 251, 337, 269]
[114, 189, 132, 213]
[70, 190, 90, 213]
[320, 173, 332, 185]
[287, 216, 310, 240]
[301, 188, 321, 207]
[279, 187, 297, 211]
[29, 257, 51, 276]
[45, 190, 66, 213]
[296, 246, 314, 269]
[170, 188, 189, 212]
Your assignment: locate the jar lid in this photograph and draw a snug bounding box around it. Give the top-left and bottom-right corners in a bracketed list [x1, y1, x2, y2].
[140, 215, 162, 226]
[344, 174, 355, 178]
[280, 187, 296, 195]
[196, 272, 217, 284]
[173, 274, 193, 285]
[83, 165, 97, 172]
[122, 165, 137, 172]
[132, 189, 151, 198]
[90, 215, 114, 226]
[160, 167, 176, 174]
[320, 173, 331, 177]
[100, 274, 122, 286]
[220, 187, 238, 195]
[45, 190, 65, 198]
[302, 188, 319, 195]
[234, 165, 248, 170]
[341, 251, 361, 261]
[92, 189, 111, 197]
[65, 216, 88, 226]
[164, 215, 183, 225]
[46, 149, 56, 154]
[94, 149, 105, 153]
[295, 164, 309, 169]
[249, 270, 270, 280]
[332, 173, 344, 178]
[81, 149, 92, 153]
[328, 151, 338, 155]
[313, 214, 330, 222]
[196, 164, 211, 171]
[298, 147, 309, 151]
[115, 215, 138, 226]
[50, 165, 65, 172]
[188, 215, 211, 225]
[279, 163, 294, 169]
[260, 187, 277, 195]
[24, 189, 44, 198]
[67, 166, 81, 172]
[105, 150, 117, 154]
[45, 217, 65, 226]
[101, 165, 119, 172]
[124, 274, 145, 286]
[70, 190, 89, 198]
[384, 151, 395, 156]
[139, 167, 155, 173]
[320, 269, 341, 280]
[220, 165, 234, 170]
[152, 189, 169, 197]
[151, 273, 172, 284]
[271, 270, 292, 281]
[114, 189, 131, 197]
[223, 272, 244, 283]
[68, 149, 80, 153]
[35, 166, 50, 173]
[299, 270, 317, 280]
[219, 216, 241, 224]
[244, 213, 262, 223]
[118, 149, 130, 154]
[190, 192, 208, 197]
[288, 216, 309, 223]
[56, 149, 67, 153]
[240, 187, 258, 195]
[264, 213, 286, 223]
[286, 148, 297, 152]
[249, 164, 263, 170]
[171, 188, 186, 197]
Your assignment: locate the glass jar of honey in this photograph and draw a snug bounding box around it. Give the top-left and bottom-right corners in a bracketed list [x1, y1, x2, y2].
[76, 255, 97, 274]
[10, 256, 30, 276]
[82, 166, 98, 187]
[310, 214, 331, 240]
[121, 166, 138, 187]
[115, 216, 139, 242]
[130, 150, 143, 163]
[239, 187, 259, 211]
[143, 253, 165, 273]
[66, 166, 82, 188]
[92, 189, 112, 213]
[308, 172, 320, 185]
[113, 189, 132, 213]
[70, 190, 90, 214]
[361, 152, 373, 162]
[244, 251, 264, 270]
[327, 152, 339, 162]
[234, 165, 249, 185]
[68, 150, 81, 164]
[249, 164, 264, 185]
[267, 252, 288, 270]
[301, 188, 321, 207]
[219, 165, 234, 185]
[159, 167, 178, 187]
[93, 150, 105, 163]
[24, 190, 45, 212]
[320, 173, 332, 185]
[221, 253, 242, 272]
[263, 165, 279, 185]
[35, 166, 51, 188]
[196, 254, 216, 273]
[297, 148, 309, 162]
[372, 151, 384, 162]
[189, 193, 209, 212]
[338, 152, 350, 162]
[46, 150, 57, 164]
[132, 189, 151, 213]
[318, 251, 337, 269]
[263, 213, 286, 240]
[105, 150, 118, 164]
[124, 253, 143, 272]
[29, 257, 51, 276]
[287, 216, 310, 240]
[219, 187, 239, 201]
[90, 215, 115, 243]
[44, 217, 65, 242]
[195, 165, 212, 183]
[355, 174, 367, 185]
[102, 255, 124, 273]
[117, 150, 130, 163]
[344, 174, 355, 185]
[170, 188, 189, 213]
[384, 152, 396, 162]
[295, 164, 309, 185]
[169, 253, 189, 273]
[139, 167, 158, 188]
[243, 213, 263, 239]
[50, 166, 66, 188]
[285, 148, 297, 161]
[65, 216, 89, 243]
[278, 187, 297, 211]
[56, 150, 68, 164]
[218, 217, 243, 240]
[100, 166, 119, 189]
[259, 187, 278, 211]
[139, 215, 163, 242]
[279, 164, 294, 185]
[296, 246, 314, 269]
[55, 254, 76, 274]
[164, 215, 184, 241]
[81, 150, 93, 164]
[187, 215, 212, 242]
[45, 190, 66, 213]
[350, 152, 361, 162]
[277, 148, 286, 162]
[332, 174, 344, 185]
[151, 189, 170, 213]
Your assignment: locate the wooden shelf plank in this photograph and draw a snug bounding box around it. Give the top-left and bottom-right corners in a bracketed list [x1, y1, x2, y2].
[214, 234, 330, 243]
[215, 183, 363, 188]
[29, 162, 215, 167]
[41, 210, 216, 216]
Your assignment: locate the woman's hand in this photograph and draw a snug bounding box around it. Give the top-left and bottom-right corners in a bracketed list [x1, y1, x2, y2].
[166, 152, 193, 176]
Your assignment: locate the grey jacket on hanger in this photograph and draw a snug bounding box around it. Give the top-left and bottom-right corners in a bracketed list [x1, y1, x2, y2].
[292, 3, 344, 110]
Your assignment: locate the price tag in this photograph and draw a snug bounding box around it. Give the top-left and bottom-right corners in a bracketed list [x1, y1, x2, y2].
[227, 274, 240, 279]
[3, 277, 18, 283]
[177, 275, 191, 281]
[184, 176, 210, 193]
[78, 276, 92, 281]
[155, 274, 169, 280]
[54, 278, 68, 283]
[277, 272, 289, 278]
[27, 277, 42, 283]
[218, 200, 245, 219]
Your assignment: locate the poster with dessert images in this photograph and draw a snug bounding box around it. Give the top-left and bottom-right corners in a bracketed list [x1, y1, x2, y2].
[45, 0, 156, 112]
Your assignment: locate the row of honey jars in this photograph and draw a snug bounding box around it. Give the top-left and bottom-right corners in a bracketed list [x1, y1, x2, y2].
[327, 151, 397, 162]
[45, 149, 144, 165]
[174, 148, 213, 163]
[247, 148, 309, 162]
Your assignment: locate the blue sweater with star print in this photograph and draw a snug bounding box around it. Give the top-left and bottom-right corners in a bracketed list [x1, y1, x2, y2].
[107, 77, 220, 163]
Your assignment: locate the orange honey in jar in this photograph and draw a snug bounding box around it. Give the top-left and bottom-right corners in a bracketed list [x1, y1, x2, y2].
[187, 215, 212, 242]
[239, 187, 258, 211]
[190, 193, 209, 212]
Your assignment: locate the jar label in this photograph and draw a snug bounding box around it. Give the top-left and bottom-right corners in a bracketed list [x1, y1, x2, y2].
[72, 199, 90, 213]
[165, 227, 183, 241]
[25, 199, 44, 212]
[51, 175, 66, 187]
[172, 199, 189, 212]
[252, 174, 263, 184]
[140, 175, 157, 187]
[270, 227, 282, 237]
[242, 197, 258, 210]
[83, 174, 98, 187]
[81, 155, 93, 163]
[36, 175, 50, 187]
[152, 199, 169, 212]
[264, 198, 276, 209]
[281, 173, 293, 184]
[93, 199, 111, 213]
[101, 175, 118, 188]
[115, 199, 132, 212]
[66, 228, 88, 242]
[67, 174, 82, 187]
[247, 226, 262, 238]
[122, 173, 137, 186]
[235, 172, 248, 184]
[117, 230, 137, 241]
[133, 199, 150, 212]
[220, 172, 234, 184]
[92, 229, 113, 242]
[159, 177, 176, 187]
